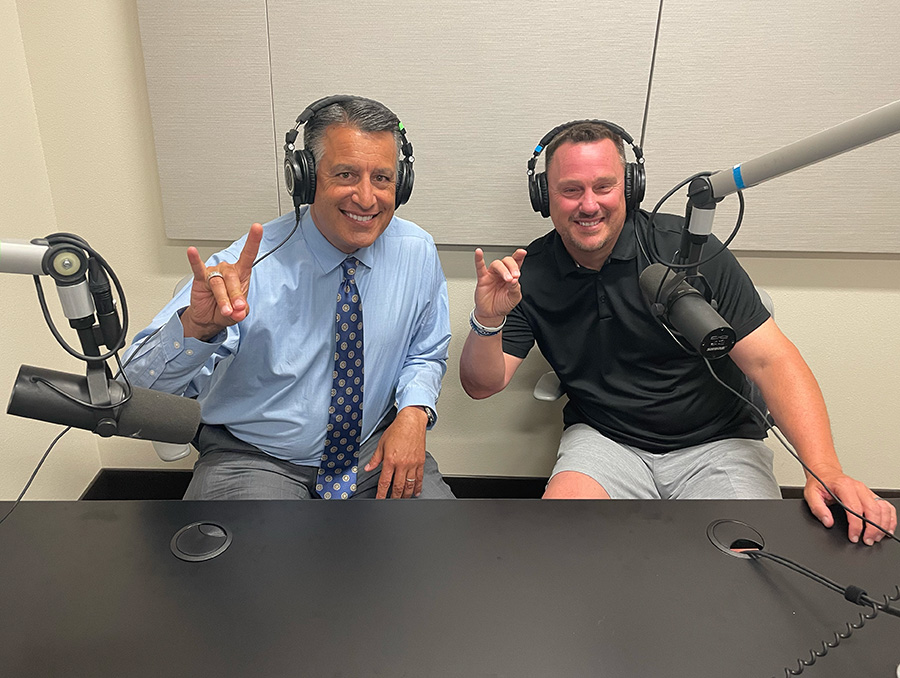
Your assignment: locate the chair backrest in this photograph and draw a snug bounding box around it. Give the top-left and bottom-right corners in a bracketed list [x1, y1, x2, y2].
[174, 274, 192, 297]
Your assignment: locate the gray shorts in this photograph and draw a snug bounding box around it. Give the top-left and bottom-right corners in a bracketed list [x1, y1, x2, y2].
[552, 423, 781, 499]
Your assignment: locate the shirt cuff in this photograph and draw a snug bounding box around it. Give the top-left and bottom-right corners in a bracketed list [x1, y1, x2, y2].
[397, 391, 439, 429]
[161, 308, 226, 365]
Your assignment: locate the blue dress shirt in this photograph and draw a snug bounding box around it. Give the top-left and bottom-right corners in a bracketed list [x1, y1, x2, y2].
[123, 207, 450, 466]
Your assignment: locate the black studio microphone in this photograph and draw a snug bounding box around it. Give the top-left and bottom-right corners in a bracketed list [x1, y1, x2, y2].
[639, 263, 736, 359]
[7, 365, 202, 444]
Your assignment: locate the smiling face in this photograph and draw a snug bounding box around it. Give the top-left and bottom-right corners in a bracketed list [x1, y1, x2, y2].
[546, 139, 628, 270]
[309, 124, 398, 254]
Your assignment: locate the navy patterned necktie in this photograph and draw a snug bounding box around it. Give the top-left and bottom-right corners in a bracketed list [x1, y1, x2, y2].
[317, 257, 364, 499]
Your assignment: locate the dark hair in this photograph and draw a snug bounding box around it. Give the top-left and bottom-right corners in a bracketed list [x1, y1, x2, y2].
[544, 121, 627, 170]
[303, 97, 402, 166]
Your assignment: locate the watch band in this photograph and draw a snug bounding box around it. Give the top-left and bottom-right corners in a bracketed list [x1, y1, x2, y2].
[420, 405, 437, 427]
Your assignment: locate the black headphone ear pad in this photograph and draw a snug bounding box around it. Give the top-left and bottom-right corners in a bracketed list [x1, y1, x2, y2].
[285, 148, 316, 205]
[528, 173, 541, 214]
[624, 163, 635, 212]
[297, 149, 316, 205]
[396, 161, 414, 206]
[632, 163, 646, 211]
[537, 172, 551, 218]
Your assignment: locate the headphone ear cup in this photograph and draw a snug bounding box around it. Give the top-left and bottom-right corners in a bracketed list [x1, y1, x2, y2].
[626, 162, 646, 212]
[624, 163, 634, 212]
[284, 149, 316, 206]
[297, 149, 317, 205]
[396, 160, 414, 206]
[537, 172, 551, 218]
[528, 173, 541, 214]
[528, 174, 541, 212]
[284, 152, 302, 206]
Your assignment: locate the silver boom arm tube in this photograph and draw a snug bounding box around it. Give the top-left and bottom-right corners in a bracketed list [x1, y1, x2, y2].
[707, 99, 900, 199]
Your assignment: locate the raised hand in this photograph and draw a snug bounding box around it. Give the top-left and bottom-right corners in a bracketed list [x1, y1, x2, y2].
[181, 223, 263, 340]
[473, 248, 527, 324]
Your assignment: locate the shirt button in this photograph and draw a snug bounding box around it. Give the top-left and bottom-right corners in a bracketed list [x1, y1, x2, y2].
[149, 369, 156, 376]
[173, 341, 181, 349]
[599, 296, 607, 303]
[186, 349, 194, 356]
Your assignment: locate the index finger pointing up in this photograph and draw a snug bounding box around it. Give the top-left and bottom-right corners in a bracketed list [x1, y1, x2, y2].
[474, 248, 488, 279]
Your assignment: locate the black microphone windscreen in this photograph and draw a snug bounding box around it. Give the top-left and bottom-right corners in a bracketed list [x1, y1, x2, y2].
[638, 263, 680, 305]
[116, 386, 202, 444]
[638, 264, 736, 359]
[7, 365, 201, 444]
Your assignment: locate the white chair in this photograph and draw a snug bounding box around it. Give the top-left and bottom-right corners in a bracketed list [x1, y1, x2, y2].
[152, 274, 195, 461]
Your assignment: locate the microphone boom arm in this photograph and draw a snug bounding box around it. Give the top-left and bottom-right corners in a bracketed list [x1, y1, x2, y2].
[706, 99, 900, 200]
[2, 235, 125, 434]
[676, 98, 900, 272]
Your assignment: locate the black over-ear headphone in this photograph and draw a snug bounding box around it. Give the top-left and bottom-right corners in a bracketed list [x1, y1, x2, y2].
[283, 95, 415, 208]
[527, 119, 646, 218]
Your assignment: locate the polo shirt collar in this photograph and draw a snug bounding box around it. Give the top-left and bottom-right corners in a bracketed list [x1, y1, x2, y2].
[608, 214, 638, 263]
[551, 213, 638, 275]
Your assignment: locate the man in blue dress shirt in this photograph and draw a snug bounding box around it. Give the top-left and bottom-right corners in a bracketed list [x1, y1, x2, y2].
[125, 96, 453, 500]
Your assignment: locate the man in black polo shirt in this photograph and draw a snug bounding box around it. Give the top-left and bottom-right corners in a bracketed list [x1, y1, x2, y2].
[459, 120, 895, 545]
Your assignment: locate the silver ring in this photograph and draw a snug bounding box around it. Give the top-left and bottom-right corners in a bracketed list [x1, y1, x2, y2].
[206, 270, 224, 282]
[405, 478, 415, 483]
[874, 496, 885, 502]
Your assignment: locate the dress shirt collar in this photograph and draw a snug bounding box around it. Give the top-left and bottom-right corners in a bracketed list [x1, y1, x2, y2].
[300, 206, 380, 274]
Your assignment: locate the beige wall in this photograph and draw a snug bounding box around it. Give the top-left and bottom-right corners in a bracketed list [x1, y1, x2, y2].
[2, 1, 898, 500]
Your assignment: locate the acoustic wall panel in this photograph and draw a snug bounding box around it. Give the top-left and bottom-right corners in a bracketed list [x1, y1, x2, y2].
[646, 0, 900, 253]
[137, 0, 900, 252]
[265, 0, 662, 249]
[136, 0, 280, 240]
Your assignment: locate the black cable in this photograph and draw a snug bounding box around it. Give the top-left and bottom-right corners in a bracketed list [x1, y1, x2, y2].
[703, 358, 899, 545]
[749, 550, 847, 597]
[33, 233, 129, 363]
[751, 550, 900, 618]
[751, 555, 898, 678]
[634, 172, 746, 272]
[118, 210, 300, 378]
[8, 205, 300, 520]
[745, 548, 900, 677]
[0, 426, 71, 529]
[252, 209, 300, 268]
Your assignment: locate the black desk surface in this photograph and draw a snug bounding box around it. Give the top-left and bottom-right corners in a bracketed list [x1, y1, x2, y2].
[0, 499, 897, 677]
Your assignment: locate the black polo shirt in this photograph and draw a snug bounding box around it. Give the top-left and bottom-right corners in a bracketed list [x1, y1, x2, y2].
[502, 210, 769, 453]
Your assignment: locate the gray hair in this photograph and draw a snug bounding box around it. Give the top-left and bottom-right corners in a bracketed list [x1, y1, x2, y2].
[303, 96, 403, 166]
